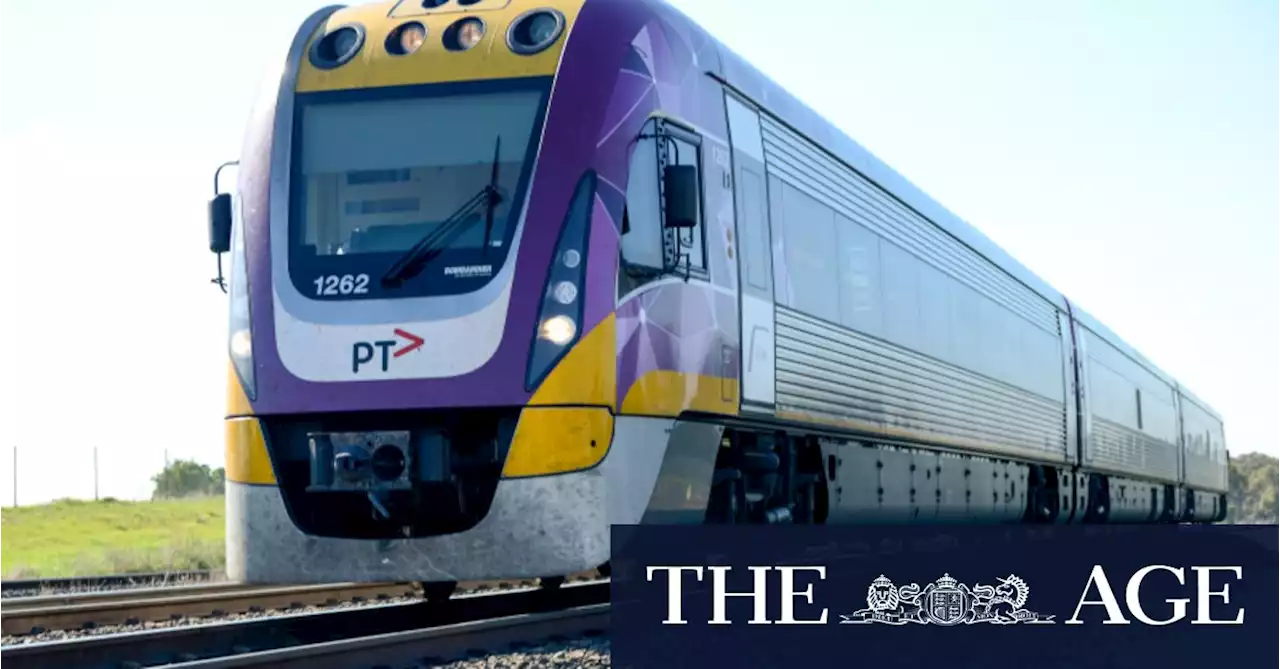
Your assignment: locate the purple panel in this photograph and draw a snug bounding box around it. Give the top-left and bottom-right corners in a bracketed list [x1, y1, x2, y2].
[582, 194, 619, 331]
[598, 3, 741, 409]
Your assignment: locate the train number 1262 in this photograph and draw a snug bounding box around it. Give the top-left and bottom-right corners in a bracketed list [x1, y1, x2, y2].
[313, 274, 370, 296]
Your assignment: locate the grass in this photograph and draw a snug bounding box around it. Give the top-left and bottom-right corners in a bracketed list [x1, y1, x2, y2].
[1, 496, 226, 579]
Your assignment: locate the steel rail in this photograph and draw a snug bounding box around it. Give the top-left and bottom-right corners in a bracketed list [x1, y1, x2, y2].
[0, 580, 609, 669]
[158, 603, 609, 669]
[1, 582, 419, 635]
[2, 572, 599, 635]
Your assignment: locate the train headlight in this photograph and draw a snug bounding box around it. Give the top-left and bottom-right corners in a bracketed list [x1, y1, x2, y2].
[226, 190, 256, 400]
[445, 17, 486, 52]
[525, 171, 597, 391]
[539, 315, 577, 345]
[308, 24, 366, 70]
[386, 22, 426, 56]
[230, 329, 252, 358]
[507, 9, 565, 55]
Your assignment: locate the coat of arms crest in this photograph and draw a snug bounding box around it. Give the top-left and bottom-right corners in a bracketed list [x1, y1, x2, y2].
[839, 573, 1056, 625]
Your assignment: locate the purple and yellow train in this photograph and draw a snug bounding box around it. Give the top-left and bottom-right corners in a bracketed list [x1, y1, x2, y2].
[207, 0, 1229, 587]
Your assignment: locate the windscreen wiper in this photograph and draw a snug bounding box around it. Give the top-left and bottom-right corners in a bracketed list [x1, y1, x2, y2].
[381, 138, 504, 289]
[482, 137, 501, 253]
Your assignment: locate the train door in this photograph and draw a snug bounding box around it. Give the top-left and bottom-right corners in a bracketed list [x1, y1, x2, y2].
[724, 92, 776, 412]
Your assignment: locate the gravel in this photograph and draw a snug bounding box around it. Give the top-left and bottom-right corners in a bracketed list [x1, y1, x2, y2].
[415, 633, 611, 668]
[1, 574, 218, 599]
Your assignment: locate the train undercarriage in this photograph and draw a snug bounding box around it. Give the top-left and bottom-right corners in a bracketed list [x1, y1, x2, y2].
[700, 421, 1227, 528]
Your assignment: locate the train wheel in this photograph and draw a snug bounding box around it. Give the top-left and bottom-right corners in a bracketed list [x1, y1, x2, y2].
[596, 562, 612, 578]
[538, 575, 565, 590]
[420, 581, 457, 602]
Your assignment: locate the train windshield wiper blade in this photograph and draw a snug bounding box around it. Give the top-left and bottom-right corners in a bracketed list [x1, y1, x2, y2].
[382, 136, 505, 289]
[380, 185, 503, 288]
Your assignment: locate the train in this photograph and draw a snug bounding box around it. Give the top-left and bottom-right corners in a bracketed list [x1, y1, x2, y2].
[206, 0, 1229, 590]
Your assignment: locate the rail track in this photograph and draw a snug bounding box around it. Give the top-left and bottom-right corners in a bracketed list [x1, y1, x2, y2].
[1, 579, 609, 669]
[1, 581, 419, 636]
[1, 571, 215, 598]
[1, 572, 599, 637]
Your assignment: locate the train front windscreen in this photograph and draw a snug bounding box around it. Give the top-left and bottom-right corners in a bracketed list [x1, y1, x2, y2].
[288, 80, 550, 300]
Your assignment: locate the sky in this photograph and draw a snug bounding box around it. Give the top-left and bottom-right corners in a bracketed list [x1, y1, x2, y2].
[0, 0, 1275, 506]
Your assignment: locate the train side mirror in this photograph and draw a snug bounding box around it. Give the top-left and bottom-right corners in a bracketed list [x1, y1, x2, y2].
[209, 193, 232, 254]
[662, 165, 699, 229]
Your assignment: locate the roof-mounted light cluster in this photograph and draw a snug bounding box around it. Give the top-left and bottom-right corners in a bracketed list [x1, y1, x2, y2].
[307, 6, 567, 69]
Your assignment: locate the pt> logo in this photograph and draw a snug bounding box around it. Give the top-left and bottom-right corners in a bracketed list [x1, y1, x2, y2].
[352, 329, 424, 373]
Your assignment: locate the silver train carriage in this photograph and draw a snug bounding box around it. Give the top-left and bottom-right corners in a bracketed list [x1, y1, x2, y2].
[206, 0, 1229, 587]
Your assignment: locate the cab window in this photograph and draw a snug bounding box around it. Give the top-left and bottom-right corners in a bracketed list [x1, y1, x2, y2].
[619, 118, 706, 294]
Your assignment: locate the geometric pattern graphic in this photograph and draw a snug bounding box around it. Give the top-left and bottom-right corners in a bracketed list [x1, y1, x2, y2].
[597, 12, 740, 408]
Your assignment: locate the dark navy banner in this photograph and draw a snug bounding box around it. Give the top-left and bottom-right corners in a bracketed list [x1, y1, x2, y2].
[610, 525, 1278, 668]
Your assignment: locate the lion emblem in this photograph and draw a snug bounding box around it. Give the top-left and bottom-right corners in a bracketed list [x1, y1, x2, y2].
[866, 575, 900, 612]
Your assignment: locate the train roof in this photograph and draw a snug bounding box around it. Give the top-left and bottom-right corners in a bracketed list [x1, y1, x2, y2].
[675, 4, 1220, 418]
[1174, 382, 1225, 424]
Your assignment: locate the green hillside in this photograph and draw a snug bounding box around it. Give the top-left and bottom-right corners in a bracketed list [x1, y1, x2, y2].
[1225, 451, 1279, 524]
[1, 496, 225, 578]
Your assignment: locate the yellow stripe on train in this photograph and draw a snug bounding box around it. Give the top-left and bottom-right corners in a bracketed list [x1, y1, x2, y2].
[621, 370, 739, 417]
[296, 0, 589, 93]
[501, 407, 613, 478]
[226, 363, 253, 417]
[225, 417, 277, 485]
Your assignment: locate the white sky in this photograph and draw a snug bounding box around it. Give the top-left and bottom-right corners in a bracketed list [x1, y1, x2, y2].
[0, 0, 1275, 506]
